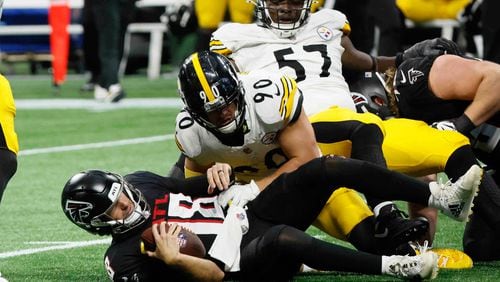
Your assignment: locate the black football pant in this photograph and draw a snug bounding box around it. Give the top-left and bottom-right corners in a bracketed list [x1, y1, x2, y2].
[239, 155, 433, 278]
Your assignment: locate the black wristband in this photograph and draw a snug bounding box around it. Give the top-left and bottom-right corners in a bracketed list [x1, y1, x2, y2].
[395, 52, 404, 67]
[454, 114, 476, 134]
[370, 55, 378, 72]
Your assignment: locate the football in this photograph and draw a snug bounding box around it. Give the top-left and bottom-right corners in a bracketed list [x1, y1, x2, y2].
[140, 224, 206, 258]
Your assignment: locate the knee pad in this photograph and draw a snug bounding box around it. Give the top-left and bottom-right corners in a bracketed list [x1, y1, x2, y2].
[313, 188, 373, 240]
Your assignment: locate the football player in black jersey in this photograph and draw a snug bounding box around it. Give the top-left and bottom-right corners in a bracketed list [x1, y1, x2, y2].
[61, 156, 484, 280]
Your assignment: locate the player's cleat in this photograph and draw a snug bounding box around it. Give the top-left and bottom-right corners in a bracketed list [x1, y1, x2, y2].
[432, 248, 473, 269]
[428, 165, 482, 221]
[94, 84, 126, 103]
[375, 205, 429, 242]
[383, 251, 439, 280]
[375, 204, 429, 255]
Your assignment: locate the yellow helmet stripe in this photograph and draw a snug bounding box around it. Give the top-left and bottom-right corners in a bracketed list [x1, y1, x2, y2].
[192, 52, 216, 102]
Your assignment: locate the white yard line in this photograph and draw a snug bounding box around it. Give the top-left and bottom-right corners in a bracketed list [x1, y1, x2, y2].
[16, 98, 183, 110]
[19, 134, 175, 156]
[2, 99, 177, 259]
[0, 239, 112, 259]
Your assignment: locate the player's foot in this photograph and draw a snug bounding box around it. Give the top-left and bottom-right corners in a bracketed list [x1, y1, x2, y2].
[375, 204, 429, 255]
[375, 204, 429, 242]
[383, 251, 439, 280]
[428, 165, 482, 221]
[94, 84, 126, 103]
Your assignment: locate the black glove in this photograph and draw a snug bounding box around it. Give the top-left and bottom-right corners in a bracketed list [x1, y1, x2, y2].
[396, 38, 464, 66]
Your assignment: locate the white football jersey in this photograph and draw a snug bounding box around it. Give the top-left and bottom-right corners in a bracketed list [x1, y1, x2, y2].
[175, 72, 303, 183]
[210, 9, 355, 116]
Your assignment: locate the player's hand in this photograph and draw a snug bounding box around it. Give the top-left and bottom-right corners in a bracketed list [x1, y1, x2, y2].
[146, 222, 181, 265]
[207, 163, 233, 194]
[217, 180, 260, 208]
[397, 38, 463, 66]
[431, 120, 457, 131]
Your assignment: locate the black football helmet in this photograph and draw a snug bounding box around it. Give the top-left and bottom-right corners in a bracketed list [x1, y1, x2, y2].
[61, 170, 150, 236]
[253, 0, 313, 38]
[350, 72, 394, 119]
[177, 51, 246, 134]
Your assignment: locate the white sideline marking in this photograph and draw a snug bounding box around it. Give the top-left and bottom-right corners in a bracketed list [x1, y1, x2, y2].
[0, 238, 111, 259]
[16, 98, 183, 110]
[19, 134, 175, 156]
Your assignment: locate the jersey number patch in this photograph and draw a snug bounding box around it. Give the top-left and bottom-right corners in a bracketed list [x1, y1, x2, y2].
[274, 44, 331, 82]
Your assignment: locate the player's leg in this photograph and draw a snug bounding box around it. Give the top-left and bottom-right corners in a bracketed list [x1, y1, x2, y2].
[463, 213, 500, 261]
[382, 118, 470, 245]
[445, 145, 500, 261]
[0, 75, 19, 203]
[0, 149, 17, 203]
[194, 0, 227, 50]
[311, 108, 428, 252]
[228, 0, 254, 24]
[251, 155, 481, 238]
[240, 224, 438, 280]
[320, 155, 481, 222]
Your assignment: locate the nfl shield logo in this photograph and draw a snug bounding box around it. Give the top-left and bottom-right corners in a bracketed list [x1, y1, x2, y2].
[317, 26, 333, 41]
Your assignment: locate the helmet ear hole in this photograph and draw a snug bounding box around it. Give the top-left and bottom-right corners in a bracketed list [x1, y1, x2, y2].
[372, 96, 386, 106]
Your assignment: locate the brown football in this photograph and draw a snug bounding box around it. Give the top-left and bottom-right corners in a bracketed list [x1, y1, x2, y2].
[140, 224, 206, 258]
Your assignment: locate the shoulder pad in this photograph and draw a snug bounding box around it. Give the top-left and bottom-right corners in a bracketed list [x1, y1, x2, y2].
[313, 9, 349, 33]
[175, 110, 202, 158]
[242, 73, 303, 128]
[210, 23, 260, 57]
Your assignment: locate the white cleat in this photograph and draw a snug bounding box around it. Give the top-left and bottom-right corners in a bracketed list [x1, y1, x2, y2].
[383, 251, 439, 280]
[428, 165, 482, 221]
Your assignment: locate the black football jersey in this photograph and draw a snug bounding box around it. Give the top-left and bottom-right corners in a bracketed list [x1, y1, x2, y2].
[103, 171, 225, 281]
[394, 55, 469, 124]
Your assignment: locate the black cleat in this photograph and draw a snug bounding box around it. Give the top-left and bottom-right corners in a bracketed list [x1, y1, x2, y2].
[375, 205, 429, 255]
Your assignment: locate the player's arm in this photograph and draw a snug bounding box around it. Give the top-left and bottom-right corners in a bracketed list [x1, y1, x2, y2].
[255, 108, 321, 190]
[429, 54, 500, 129]
[148, 222, 224, 281]
[184, 157, 211, 178]
[340, 35, 396, 72]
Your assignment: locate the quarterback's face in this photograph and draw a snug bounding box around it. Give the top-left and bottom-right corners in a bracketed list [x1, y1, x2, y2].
[107, 192, 134, 220]
[266, 0, 304, 24]
[206, 101, 238, 128]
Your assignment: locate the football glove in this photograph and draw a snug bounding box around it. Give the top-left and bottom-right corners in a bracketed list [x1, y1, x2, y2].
[396, 38, 463, 66]
[217, 180, 260, 208]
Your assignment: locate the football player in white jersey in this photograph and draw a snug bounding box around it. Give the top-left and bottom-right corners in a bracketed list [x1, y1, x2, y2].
[210, 0, 396, 116]
[175, 50, 320, 193]
[173, 50, 429, 256]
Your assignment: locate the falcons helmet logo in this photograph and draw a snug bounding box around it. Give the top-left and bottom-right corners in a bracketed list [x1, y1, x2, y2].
[65, 200, 93, 226]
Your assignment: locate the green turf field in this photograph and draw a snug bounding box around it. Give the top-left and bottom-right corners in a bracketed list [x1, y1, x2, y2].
[0, 75, 499, 281]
